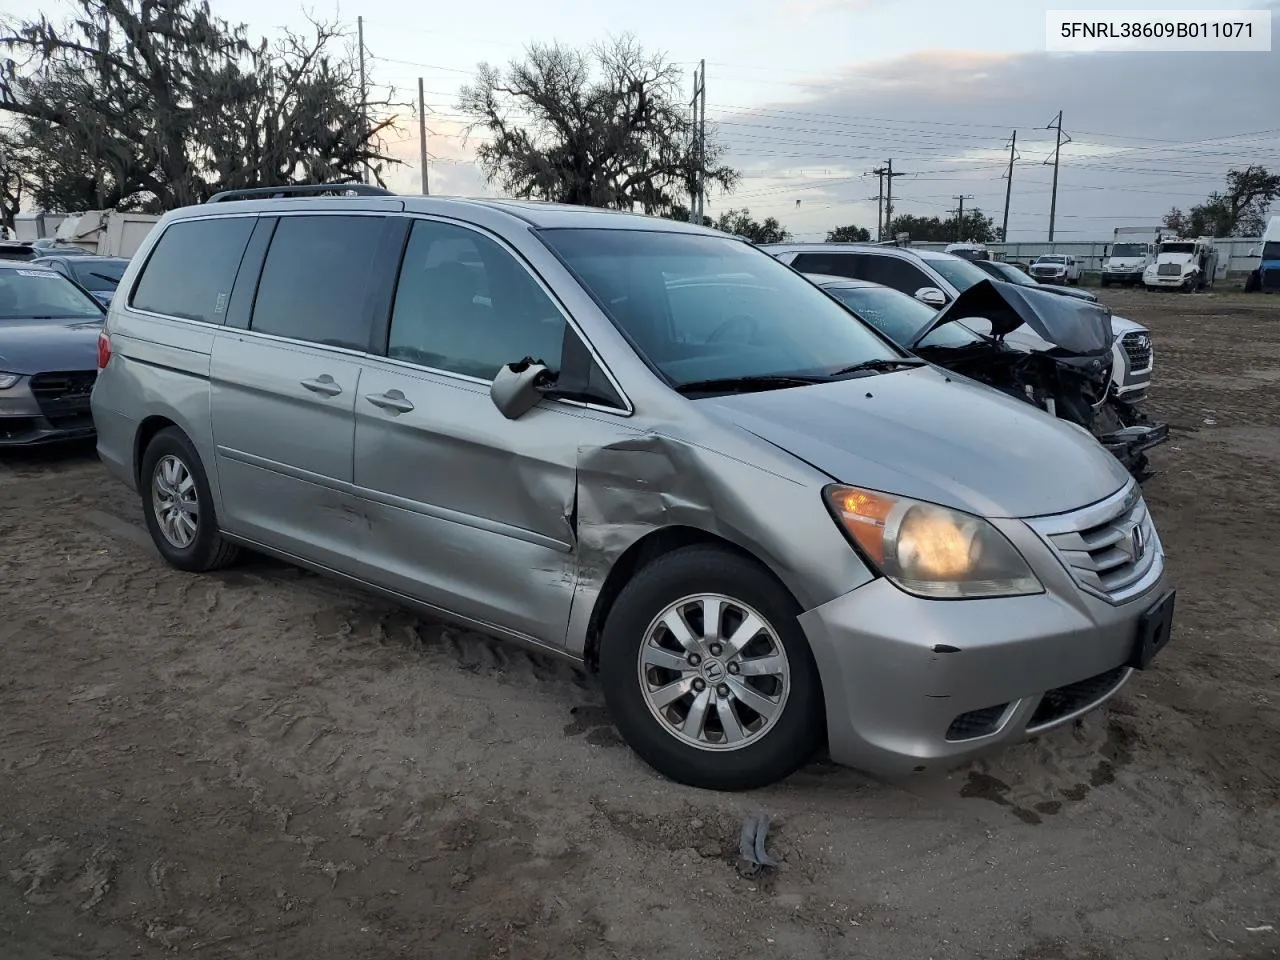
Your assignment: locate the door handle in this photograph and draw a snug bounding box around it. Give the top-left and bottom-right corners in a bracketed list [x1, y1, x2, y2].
[365, 390, 415, 414]
[300, 375, 343, 397]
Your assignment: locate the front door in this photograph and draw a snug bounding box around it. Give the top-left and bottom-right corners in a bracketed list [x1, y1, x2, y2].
[351, 217, 622, 647]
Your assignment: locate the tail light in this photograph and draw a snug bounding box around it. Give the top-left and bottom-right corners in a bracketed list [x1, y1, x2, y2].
[97, 330, 112, 370]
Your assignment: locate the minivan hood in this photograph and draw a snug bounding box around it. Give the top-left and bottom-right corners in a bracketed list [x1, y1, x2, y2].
[704, 366, 1130, 519]
[914, 278, 1112, 355]
[0, 317, 103, 374]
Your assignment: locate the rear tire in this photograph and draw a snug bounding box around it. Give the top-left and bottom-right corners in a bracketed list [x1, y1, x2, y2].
[598, 545, 825, 791]
[139, 427, 240, 572]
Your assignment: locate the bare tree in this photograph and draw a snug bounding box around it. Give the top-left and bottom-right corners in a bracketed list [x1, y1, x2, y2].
[458, 36, 738, 214]
[0, 0, 400, 211]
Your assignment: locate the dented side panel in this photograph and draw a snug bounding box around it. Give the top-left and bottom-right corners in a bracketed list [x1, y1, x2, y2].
[351, 362, 591, 646]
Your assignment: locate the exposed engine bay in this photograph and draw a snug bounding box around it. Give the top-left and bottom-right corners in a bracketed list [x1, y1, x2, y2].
[910, 279, 1169, 480]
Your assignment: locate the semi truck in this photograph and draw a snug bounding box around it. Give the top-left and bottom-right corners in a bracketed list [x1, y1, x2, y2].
[1258, 216, 1280, 293]
[1143, 234, 1218, 292]
[1101, 226, 1157, 287]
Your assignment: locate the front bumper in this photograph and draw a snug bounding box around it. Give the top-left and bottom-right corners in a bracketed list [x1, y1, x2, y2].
[0, 379, 96, 446]
[1103, 270, 1144, 283]
[797, 498, 1169, 777]
[1144, 274, 1189, 288]
[1032, 272, 1067, 283]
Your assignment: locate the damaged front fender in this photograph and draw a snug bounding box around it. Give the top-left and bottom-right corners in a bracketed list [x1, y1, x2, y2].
[563, 425, 876, 658]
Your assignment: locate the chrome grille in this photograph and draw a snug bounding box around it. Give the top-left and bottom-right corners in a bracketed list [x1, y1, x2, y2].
[1025, 484, 1163, 605]
[1156, 263, 1181, 276]
[1121, 332, 1152, 371]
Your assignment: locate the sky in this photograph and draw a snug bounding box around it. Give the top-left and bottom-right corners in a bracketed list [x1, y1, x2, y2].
[7, 0, 1280, 240]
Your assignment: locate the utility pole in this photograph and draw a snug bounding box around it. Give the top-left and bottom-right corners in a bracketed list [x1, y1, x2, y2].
[688, 61, 707, 223]
[1045, 111, 1071, 242]
[882, 159, 907, 238]
[952, 195, 974, 241]
[698, 59, 706, 221]
[417, 77, 429, 195]
[872, 166, 887, 239]
[1001, 130, 1017, 242]
[358, 16, 369, 184]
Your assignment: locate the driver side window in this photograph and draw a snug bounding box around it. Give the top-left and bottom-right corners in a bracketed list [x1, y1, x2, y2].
[387, 220, 567, 381]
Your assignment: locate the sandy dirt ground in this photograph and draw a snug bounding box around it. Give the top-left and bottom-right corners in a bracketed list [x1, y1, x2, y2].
[2, 289, 1279, 960]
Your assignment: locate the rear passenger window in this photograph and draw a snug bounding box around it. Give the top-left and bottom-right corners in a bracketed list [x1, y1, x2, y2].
[131, 217, 254, 323]
[250, 215, 384, 350]
[386, 220, 566, 380]
[857, 256, 933, 295]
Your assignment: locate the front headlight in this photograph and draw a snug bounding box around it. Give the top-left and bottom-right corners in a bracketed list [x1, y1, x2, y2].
[823, 485, 1043, 599]
[0, 372, 21, 389]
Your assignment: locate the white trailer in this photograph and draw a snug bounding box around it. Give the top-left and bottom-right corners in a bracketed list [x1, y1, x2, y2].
[13, 211, 70, 243]
[53, 210, 160, 258]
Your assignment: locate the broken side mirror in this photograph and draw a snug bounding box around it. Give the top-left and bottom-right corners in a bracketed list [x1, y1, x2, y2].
[490, 357, 553, 420]
[914, 286, 947, 308]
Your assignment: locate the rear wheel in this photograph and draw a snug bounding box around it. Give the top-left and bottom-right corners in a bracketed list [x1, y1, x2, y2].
[140, 427, 239, 572]
[598, 546, 825, 791]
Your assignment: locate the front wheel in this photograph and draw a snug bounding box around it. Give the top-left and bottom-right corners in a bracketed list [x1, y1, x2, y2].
[598, 546, 825, 791]
[140, 427, 240, 572]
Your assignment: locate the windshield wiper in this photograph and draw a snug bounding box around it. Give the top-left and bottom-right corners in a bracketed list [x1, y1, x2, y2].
[674, 374, 832, 395]
[828, 357, 927, 377]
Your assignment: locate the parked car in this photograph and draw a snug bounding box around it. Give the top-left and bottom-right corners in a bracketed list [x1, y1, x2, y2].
[1029, 254, 1082, 285]
[806, 274, 1167, 478]
[971, 257, 1099, 303]
[944, 242, 989, 261]
[0, 262, 106, 446]
[0, 240, 39, 262]
[32, 255, 130, 307]
[93, 188, 1174, 791]
[762, 244, 1155, 406]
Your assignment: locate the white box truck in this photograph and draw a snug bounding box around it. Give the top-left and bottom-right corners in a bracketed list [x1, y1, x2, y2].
[1101, 227, 1157, 288]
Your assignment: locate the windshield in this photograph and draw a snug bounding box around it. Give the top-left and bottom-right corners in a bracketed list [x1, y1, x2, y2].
[1160, 242, 1195, 255]
[1110, 243, 1146, 258]
[1264, 242, 1280, 260]
[822, 284, 981, 348]
[979, 261, 1037, 288]
[1035, 255, 1066, 264]
[0, 268, 104, 320]
[920, 254, 991, 293]
[539, 229, 902, 388]
[70, 259, 127, 291]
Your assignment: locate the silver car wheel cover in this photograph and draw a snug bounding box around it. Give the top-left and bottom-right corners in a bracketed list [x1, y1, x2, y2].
[151, 454, 199, 549]
[637, 593, 791, 752]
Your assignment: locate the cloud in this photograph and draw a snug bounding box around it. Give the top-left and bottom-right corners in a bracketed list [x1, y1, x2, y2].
[713, 29, 1280, 239]
[378, 113, 497, 198]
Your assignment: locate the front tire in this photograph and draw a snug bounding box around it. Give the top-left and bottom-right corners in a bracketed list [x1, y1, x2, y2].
[140, 427, 240, 572]
[598, 546, 825, 791]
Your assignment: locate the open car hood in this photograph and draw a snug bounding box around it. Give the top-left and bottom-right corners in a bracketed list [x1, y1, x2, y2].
[911, 278, 1113, 355]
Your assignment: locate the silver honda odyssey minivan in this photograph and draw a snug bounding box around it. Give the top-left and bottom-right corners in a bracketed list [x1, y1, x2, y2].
[91, 186, 1175, 790]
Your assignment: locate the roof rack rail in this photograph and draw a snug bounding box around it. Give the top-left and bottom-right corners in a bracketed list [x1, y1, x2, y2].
[205, 183, 396, 204]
